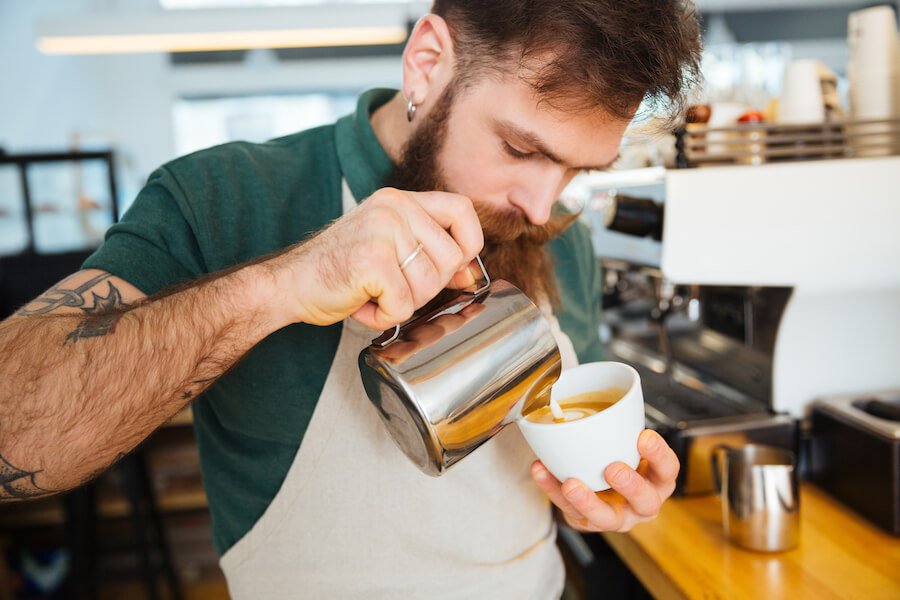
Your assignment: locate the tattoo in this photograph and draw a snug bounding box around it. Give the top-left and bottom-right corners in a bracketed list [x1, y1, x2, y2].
[64, 282, 131, 344]
[14, 273, 132, 343]
[16, 273, 112, 316]
[0, 452, 53, 501]
[181, 391, 193, 400]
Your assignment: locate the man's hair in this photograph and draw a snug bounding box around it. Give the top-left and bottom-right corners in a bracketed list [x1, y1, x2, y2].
[431, 0, 702, 122]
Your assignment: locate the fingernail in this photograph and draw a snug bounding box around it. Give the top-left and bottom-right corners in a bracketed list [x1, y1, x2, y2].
[532, 465, 546, 481]
[566, 486, 585, 501]
[612, 468, 632, 487]
[643, 432, 660, 452]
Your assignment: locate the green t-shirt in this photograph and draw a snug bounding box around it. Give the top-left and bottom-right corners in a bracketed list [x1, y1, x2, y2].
[83, 88, 604, 555]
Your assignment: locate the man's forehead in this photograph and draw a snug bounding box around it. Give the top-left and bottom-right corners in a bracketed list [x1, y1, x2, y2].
[465, 74, 627, 168]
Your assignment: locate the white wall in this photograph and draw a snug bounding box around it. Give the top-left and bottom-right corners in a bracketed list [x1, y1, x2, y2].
[0, 0, 403, 203]
[0, 0, 174, 196]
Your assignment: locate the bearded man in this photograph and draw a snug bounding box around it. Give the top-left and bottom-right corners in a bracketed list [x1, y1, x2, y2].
[0, 1, 701, 597]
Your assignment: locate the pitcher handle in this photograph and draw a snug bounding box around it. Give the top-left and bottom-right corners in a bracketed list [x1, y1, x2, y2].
[375, 255, 491, 347]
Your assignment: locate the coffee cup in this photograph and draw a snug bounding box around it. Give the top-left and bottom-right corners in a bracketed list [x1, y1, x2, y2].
[780, 59, 827, 124]
[517, 361, 645, 492]
[848, 5, 899, 76]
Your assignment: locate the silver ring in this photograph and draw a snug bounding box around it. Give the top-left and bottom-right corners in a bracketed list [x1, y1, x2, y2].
[399, 242, 424, 271]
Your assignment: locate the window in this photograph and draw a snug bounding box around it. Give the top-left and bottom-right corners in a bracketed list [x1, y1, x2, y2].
[172, 92, 358, 157]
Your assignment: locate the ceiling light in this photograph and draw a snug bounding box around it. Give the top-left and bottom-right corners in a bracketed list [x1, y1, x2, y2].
[35, 5, 418, 55]
[37, 26, 408, 55]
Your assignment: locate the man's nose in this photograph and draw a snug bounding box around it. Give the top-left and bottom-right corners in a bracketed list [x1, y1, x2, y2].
[508, 170, 566, 225]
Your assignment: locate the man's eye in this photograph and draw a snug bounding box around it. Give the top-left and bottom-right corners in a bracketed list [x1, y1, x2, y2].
[503, 141, 534, 160]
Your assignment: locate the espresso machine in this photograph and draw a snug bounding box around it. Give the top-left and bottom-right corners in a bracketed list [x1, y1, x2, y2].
[573, 156, 900, 495]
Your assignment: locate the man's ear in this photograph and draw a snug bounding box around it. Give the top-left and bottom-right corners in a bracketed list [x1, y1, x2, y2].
[401, 14, 456, 110]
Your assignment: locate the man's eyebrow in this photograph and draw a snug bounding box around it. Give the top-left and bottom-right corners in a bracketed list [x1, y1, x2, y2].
[494, 119, 618, 171]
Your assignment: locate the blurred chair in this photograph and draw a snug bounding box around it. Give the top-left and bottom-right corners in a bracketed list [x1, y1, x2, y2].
[64, 451, 182, 600]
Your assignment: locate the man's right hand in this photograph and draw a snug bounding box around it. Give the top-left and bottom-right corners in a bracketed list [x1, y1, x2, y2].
[267, 188, 484, 331]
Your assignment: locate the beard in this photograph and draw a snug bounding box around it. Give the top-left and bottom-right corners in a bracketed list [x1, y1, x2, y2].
[386, 81, 576, 304]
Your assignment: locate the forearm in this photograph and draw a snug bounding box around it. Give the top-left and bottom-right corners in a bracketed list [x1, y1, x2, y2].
[0, 263, 286, 500]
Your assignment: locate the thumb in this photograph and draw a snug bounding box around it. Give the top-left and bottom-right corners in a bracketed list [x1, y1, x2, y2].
[447, 260, 480, 290]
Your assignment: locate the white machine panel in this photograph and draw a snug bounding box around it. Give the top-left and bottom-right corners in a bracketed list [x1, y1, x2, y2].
[662, 157, 900, 292]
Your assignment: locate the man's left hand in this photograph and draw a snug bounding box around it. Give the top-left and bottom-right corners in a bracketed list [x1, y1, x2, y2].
[530, 429, 679, 532]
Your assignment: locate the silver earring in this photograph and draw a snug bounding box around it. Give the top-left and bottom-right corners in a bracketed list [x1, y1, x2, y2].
[406, 92, 417, 123]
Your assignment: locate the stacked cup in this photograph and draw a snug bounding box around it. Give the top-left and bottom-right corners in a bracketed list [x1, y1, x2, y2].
[847, 5, 900, 156]
[780, 60, 827, 125]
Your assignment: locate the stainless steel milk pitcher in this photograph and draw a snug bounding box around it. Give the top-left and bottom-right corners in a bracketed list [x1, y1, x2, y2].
[358, 258, 561, 476]
[712, 443, 800, 552]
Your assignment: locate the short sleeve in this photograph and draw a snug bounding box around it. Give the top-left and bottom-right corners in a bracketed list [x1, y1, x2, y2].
[82, 167, 208, 295]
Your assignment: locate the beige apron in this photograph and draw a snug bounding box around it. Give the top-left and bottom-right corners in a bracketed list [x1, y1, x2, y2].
[219, 184, 580, 599]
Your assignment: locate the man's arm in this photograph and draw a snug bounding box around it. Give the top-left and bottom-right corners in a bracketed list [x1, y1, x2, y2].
[0, 188, 484, 502]
[0, 264, 284, 501]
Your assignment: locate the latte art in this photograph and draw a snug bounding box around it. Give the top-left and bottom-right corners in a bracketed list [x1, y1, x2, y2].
[558, 407, 602, 421]
[524, 387, 626, 424]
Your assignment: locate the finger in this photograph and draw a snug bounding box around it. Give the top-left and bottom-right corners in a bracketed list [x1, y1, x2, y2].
[394, 230, 448, 308]
[447, 261, 478, 289]
[560, 478, 625, 531]
[395, 196, 468, 288]
[411, 191, 484, 262]
[352, 248, 415, 330]
[604, 462, 663, 518]
[351, 283, 410, 330]
[362, 199, 445, 312]
[530, 461, 588, 526]
[638, 430, 680, 489]
[389, 211, 461, 310]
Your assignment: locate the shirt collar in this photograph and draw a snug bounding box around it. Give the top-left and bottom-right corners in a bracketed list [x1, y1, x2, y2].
[334, 88, 398, 204]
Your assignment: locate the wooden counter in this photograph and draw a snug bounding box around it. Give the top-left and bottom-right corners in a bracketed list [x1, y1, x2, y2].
[603, 483, 900, 600]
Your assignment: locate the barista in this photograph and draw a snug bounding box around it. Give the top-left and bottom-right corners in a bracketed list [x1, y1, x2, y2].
[0, 1, 701, 597]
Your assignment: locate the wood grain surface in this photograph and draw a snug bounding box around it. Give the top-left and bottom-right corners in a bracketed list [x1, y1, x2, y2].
[603, 483, 900, 600]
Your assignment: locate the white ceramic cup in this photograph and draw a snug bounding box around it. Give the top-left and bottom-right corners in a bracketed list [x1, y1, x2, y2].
[517, 361, 645, 491]
[780, 59, 826, 124]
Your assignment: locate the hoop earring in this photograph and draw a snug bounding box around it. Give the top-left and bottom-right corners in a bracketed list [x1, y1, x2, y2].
[406, 92, 417, 123]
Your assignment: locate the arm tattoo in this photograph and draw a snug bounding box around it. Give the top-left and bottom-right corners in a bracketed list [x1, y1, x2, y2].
[0, 452, 53, 502]
[64, 282, 131, 344]
[15, 273, 132, 343]
[15, 272, 112, 316]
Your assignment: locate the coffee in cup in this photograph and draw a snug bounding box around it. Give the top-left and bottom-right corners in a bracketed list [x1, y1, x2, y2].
[524, 388, 626, 424]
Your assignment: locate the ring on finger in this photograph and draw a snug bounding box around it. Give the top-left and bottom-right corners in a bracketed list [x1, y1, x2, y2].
[399, 242, 424, 271]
